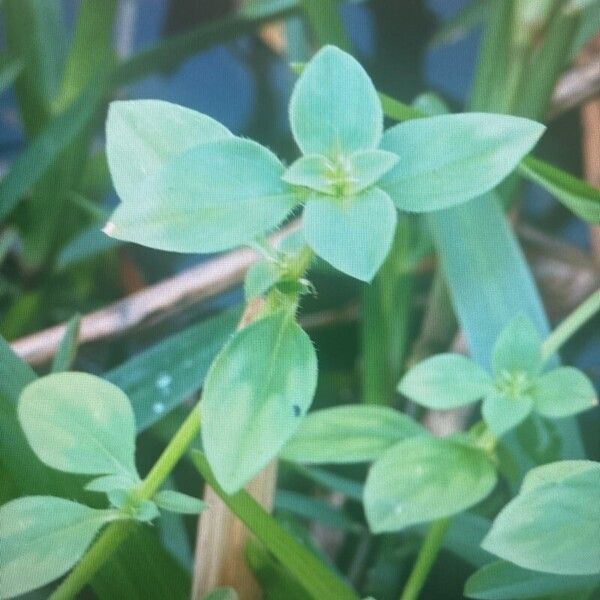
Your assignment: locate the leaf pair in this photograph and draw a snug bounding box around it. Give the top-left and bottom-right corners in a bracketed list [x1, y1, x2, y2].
[104, 45, 544, 282]
[1, 372, 205, 598]
[280, 405, 497, 532]
[399, 316, 597, 437]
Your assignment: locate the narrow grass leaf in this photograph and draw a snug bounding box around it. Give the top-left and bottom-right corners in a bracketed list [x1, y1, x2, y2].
[519, 155, 600, 224]
[191, 450, 360, 600]
[51, 313, 81, 373]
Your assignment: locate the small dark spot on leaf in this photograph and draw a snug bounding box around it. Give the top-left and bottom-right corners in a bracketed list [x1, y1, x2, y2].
[293, 404, 301, 417]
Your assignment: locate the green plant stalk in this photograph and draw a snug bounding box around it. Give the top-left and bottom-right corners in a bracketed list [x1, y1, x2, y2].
[399, 519, 450, 600]
[541, 288, 600, 362]
[49, 408, 201, 600]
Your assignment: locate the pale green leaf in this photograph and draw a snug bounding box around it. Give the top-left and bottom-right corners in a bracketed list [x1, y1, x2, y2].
[154, 490, 206, 515]
[201, 310, 317, 493]
[0, 496, 116, 598]
[281, 405, 425, 464]
[106, 100, 232, 202]
[18, 372, 139, 479]
[398, 353, 493, 409]
[282, 154, 334, 194]
[482, 461, 600, 575]
[365, 436, 496, 532]
[349, 149, 399, 193]
[520, 460, 599, 493]
[465, 560, 600, 600]
[520, 154, 600, 224]
[86, 473, 140, 494]
[379, 113, 545, 212]
[533, 367, 597, 418]
[302, 188, 397, 281]
[492, 315, 542, 377]
[289, 45, 382, 156]
[105, 138, 297, 254]
[482, 392, 533, 437]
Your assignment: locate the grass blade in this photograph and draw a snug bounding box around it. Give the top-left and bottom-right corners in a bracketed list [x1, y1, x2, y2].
[519, 155, 600, 223]
[51, 313, 81, 373]
[191, 450, 360, 600]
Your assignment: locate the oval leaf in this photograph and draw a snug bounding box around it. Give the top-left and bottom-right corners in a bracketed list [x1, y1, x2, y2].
[465, 560, 600, 600]
[105, 138, 297, 254]
[289, 45, 383, 156]
[492, 315, 542, 377]
[18, 372, 139, 479]
[154, 490, 206, 515]
[379, 113, 545, 212]
[533, 366, 597, 419]
[106, 99, 232, 202]
[364, 436, 497, 532]
[482, 461, 600, 575]
[303, 188, 397, 282]
[0, 496, 115, 598]
[281, 405, 425, 464]
[399, 353, 493, 409]
[482, 392, 533, 437]
[201, 311, 318, 493]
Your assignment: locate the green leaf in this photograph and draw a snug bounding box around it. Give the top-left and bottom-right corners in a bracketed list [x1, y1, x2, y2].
[154, 490, 206, 515]
[283, 154, 335, 194]
[482, 392, 533, 437]
[379, 113, 545, 212]
[398, 353, 493, 409]
[18, 372, 139, 480]
[302, 188, 397, 281]
[106, 100, 232, 202]
[0, 496, 116, 598]
[533, 367, 598, 419]
[520, 460, 598, 493]
[349, 149, 399, 194]
[364, 436, 497, 532]
[492, 315, 542, 377]
[519, 156, 600, 224]
[86, 473, 140, 494]
[281, 405, 425, 464]
[289, 45, 382, 156]
[465, 560, 600, 600]
[482, 461, 600, 575]
[280, 406, 425, 464]
[51, 313, 81, 372]
[105, 138, 297, 254]
[0, 79, 104, 221]
[191, 451, 360, 600]
[201, 310, 317, 493]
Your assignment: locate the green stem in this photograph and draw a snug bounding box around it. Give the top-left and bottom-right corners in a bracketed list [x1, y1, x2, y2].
[399, 519, 450, 600]
[541, 289, 600, 362]
[49, 408, 201, 600]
